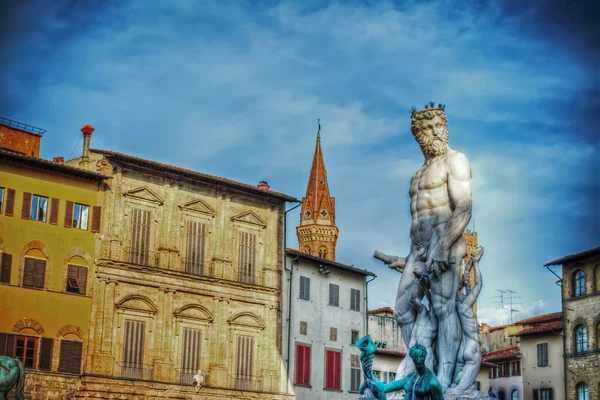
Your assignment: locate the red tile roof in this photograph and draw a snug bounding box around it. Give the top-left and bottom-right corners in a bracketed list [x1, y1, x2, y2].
[482, 346, 520, 362]
[511, 320, 564, 337]
[488, 325, 508, 332]
[545, 246, 600, 266]
[512, 312, 562, 326]
[91, 149, 299, 203]
[369, 307, 394, 315]
[286, 248, 375, 277]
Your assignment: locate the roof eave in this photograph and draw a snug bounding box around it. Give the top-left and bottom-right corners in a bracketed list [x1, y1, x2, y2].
[286, 249, 376, 277]
[544, 246, 600, 266]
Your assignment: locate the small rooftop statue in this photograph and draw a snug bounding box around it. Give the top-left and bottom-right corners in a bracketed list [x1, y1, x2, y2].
[0, 356, 25, 400]
[356, 335, 444, 400]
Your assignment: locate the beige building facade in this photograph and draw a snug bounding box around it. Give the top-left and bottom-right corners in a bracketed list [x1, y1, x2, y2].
[64, 137, 299, 399]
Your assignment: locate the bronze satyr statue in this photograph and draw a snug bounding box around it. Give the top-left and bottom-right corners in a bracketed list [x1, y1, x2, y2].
[357, 336, 444, 400]
[0, 356, 25, 400]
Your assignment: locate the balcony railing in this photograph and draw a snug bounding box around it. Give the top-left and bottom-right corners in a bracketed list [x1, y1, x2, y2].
[124, 247, 159, 267]
[118, 362, 154, 380]
[175, 368, 208, 386]
[181, 258, 206, 276]
[231, 374, 262, 391]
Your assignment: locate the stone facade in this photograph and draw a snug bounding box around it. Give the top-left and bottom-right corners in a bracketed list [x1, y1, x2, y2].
[65, 148, 297, 399]
[518, 331, 564, 400]
[296, 131, 338, 261]
[546, 247, 600, 400]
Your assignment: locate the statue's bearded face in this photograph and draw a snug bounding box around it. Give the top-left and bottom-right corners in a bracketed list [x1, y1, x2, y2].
[412, 114, 449, 158]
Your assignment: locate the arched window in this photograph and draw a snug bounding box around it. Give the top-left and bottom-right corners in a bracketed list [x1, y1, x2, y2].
[304, 247, 311, 255]
[318, 247, 327, 259]
[574, 270, 586, 297]
[594, 264, 600, 292]
[511, 389, 519, 400]
[498, 389, 506, 400]
[575, 325, 588, 353]
[576, 382, 589, 400]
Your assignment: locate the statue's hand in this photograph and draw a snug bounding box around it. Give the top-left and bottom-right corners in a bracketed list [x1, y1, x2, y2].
[389, 257, 406, 272]
[426, 245, 450, 277]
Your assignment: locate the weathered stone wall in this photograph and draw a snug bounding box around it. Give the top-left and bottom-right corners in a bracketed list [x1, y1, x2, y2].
[561, 252, 600, 400]
[6, 370, 80, 400]
[0, 124, 41, 157]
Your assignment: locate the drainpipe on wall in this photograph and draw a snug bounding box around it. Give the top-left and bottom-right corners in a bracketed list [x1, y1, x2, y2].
[365, 274, 377, 335]
[283, 201, 302, 393]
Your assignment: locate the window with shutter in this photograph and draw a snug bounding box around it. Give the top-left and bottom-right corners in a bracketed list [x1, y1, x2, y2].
[29, 195, 48, 222]
[350, 367, 361, 392]
[21, 192, 32, 219]
[235, 336, 254, 390]
[238, 232, 256, 284]
[329, 284, 339, 307]
[180, 328, 201, 383]
[330, 327, 337, 342]
[59, 340, 83, 374]
[0, 333, 16, 357]
[15, 336, 38, 368]
[123, 320, 145, 379]
[64, 201, 74, 227]
[299, 276, 310, 300]
[350, 289, 360, 311]
[0, 253, 12, 284]
[351, 330, 359, 345]
[66, 265, 88, 295]
[5, 188, 15, 216]
[540, 389, 552, 400]
[49, 198, 60, 225]
[325, 350, 341, 390]
[130, 208, 151, 266]
[39, 338, 54, 371]
[295, 344, 311, 385]
[0, 187, 4, 214]
[72, 203, 90, 230]
[185, 221, 206, 275]
[23, 257, 45, 289]
[91, 206, 102, 232]
[537, 343, 548, 367]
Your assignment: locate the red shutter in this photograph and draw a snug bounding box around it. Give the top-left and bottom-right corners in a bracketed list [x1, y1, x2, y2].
[1, 253, 12, 284]
[49, 198, 60, 225]
[303, 346, 310, 385]
[39, 338, 54, 370]
[21, 192, 32, 219]
[5, 189, 15, 216]
[326, 350, 334, 389]
[333, 351, 341, 389]
[64, 201, 74, 227]
[91, 206, 102, 232]
[295, 345, 303, 384]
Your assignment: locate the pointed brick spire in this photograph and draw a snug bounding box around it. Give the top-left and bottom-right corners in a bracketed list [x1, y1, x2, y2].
[297, 126, 339, 261]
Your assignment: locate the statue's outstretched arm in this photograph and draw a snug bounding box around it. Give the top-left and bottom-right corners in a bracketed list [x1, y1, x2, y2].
[383, 377, 407, 393]
[373, 250, 406, 272]
[465, 248, 483, 306]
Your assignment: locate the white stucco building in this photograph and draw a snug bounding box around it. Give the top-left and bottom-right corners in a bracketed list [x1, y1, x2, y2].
[367, 307, 407, 385]
[282, 249, 376, 399]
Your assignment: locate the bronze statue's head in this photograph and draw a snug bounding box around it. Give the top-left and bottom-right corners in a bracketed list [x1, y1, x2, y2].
[410, 104, 449, 158]
[408, 343, 427, 370]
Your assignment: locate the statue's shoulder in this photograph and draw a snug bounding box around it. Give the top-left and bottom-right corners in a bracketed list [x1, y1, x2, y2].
[446, 150, 471, 179]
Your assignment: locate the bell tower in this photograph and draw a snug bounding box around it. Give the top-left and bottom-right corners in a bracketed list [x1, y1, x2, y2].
[296, 125, 339, 261]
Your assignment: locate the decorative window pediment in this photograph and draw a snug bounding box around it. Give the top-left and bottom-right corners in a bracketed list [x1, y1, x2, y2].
[227, 312, 265, 329]
[174, 304, 214, 322]
[179, 198, 215, 217]
[116, 295, 157, 315]
[123, 186, 164, 205]
[231, 210, 267, 228]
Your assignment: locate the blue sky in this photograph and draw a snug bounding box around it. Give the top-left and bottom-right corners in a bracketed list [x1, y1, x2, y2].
[2, 0, 598, 326]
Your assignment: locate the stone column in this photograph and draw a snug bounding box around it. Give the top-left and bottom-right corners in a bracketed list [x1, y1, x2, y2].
[91, 277, 107, 373]
[208, 296, 229, 387]
[154, 287, 175, 381]
[99, 280, 117, 375]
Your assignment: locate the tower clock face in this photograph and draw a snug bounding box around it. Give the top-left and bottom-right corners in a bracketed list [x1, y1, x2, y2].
[304, 210, 311, 218]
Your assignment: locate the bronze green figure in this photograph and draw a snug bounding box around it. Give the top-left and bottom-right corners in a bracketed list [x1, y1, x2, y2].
[357, 336, 444, 400]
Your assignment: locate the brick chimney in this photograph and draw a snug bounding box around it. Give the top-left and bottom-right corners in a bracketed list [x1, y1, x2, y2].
[257, 181, 270, 190]
[79, 125, 95, 169]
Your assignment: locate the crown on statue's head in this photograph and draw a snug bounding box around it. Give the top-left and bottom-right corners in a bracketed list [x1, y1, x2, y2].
[411, 102, 446, 119]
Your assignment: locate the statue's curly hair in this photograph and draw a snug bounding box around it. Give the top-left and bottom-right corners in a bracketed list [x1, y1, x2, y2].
[409, 342, 428, 359]
[410, 109, 448, 138]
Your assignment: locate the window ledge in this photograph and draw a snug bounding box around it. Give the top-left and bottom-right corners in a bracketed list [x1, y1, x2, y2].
[293, 384, 312, 388]
[323, 388, 343, 392]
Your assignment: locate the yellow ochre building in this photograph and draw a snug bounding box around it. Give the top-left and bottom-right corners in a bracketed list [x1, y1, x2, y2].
[0, 117, 106, 398]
